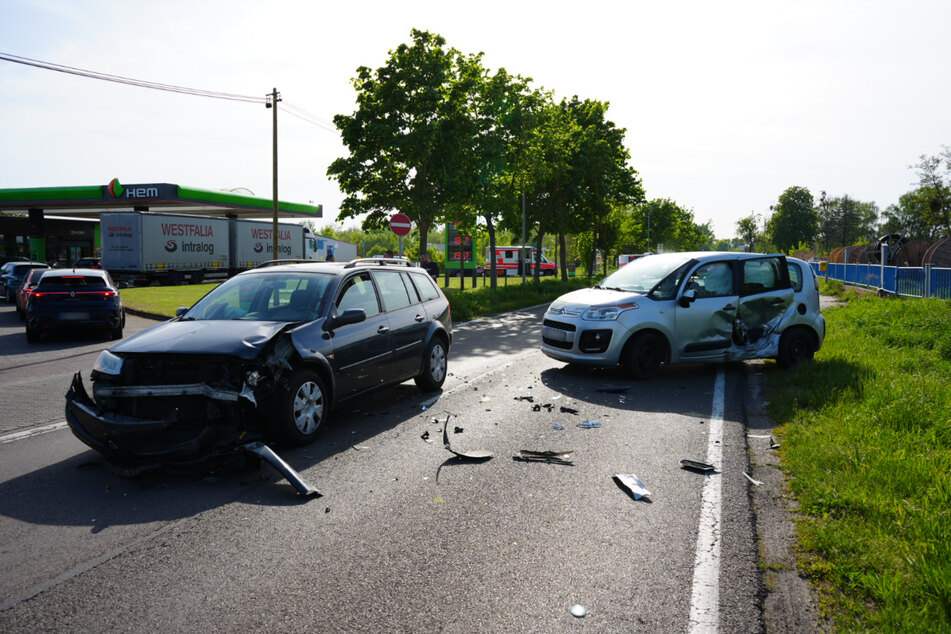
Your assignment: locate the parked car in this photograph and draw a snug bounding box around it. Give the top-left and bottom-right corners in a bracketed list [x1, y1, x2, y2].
[15, 267, 48, 319]
[65, 258, 452, 469]
[1, 261, 50, 303]
[25, 268, 125, 342]
[75, 257, 101, 269]
[541, 252, 825, 378]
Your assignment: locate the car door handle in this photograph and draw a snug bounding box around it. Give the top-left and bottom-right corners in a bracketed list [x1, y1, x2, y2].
[415, 314, 425, 322]
[722, 304, 736, 311]
[377, 325, 389, 334]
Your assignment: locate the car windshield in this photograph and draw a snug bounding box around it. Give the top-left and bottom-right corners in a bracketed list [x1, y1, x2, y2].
[597, 253, 695, 294]
[184, 272, 332, 322]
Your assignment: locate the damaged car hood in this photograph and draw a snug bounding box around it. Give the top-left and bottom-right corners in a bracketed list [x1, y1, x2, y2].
[111, 320, 293, 359]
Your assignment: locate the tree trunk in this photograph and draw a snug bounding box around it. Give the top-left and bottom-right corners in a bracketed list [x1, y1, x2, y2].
[559, 233, 568, 281]
[483, 214, 498, 291]
[533, 232, 544, 284]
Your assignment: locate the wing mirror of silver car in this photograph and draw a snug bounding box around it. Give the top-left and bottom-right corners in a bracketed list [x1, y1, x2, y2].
[679, 289, 698, 308]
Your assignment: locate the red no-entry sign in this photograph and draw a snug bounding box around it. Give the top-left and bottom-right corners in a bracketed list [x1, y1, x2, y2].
[389, 213, 412, 236]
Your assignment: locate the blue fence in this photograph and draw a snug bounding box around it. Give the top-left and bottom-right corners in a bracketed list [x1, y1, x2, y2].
[810, 262, 951, 299]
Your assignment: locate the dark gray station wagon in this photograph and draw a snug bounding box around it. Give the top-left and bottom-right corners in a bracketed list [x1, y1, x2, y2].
[66, 259, 452, 468]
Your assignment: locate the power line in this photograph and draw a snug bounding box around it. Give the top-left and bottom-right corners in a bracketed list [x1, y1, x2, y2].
[1, 51, 264, 103]
[1, 50, 340, 134]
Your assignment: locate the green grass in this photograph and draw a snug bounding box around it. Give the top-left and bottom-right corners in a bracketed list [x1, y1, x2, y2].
[119, 276, 591, 321]
[767, 291, 951, 631]
[120, 283, 221, 316]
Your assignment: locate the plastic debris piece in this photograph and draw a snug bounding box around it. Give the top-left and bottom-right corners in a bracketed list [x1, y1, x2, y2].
[597, 385, 630, 393]
[442, 414, 493, 460]
[242, 441, 321, 497]
[454, 426, 464, 434]
[680, 459, 715, 472]
[743, 472, 763, 486]
[515, 396, 535, 402]
[532, 404, 541, 412]
[570, 605, 587, 618]
[560, 406, 579, 415]
[553, 424, 564, 430]
[748, 434, 770, 439]
[421, 431, 432, 443]
[578, 421, 601, 429]
[769, 437, 781, 449]
[542, 403, 554, 412]
[514, 450, 574, 465]
[614, 473, 652, 500]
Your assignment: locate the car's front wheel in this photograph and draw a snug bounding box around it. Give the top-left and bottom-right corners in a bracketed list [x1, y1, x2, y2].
[415, 337, 448, 391]
[625, 332, 664, 379]
[777, 329, 815, 368]
[274, 368, 327, 446]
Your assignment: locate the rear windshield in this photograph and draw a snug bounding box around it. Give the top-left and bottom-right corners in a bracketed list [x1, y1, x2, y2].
[36, 275, 108, 290]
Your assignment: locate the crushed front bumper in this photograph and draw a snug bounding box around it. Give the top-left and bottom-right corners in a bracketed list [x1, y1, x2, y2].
[64, 372, 261, 467]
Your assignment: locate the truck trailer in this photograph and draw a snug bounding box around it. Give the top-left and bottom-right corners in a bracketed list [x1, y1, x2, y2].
[101, 211, 314, 285]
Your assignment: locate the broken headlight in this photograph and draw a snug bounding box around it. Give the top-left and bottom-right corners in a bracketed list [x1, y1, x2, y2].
[93, 350, 124, 376]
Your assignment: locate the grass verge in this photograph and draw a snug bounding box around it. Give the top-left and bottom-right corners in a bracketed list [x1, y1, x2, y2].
[768, 285, 951, 630]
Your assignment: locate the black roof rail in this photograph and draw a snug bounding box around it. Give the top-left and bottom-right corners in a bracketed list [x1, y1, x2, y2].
[252, 259, 316, 269]
[344, 257, 413, 269]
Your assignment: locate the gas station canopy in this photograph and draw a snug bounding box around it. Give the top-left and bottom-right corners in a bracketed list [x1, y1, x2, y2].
[0, 180, 323, 219]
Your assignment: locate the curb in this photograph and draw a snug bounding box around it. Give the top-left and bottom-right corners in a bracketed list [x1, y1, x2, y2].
[125, 307, 170, 322]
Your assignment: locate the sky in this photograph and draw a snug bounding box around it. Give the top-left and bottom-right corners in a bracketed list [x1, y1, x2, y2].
[2, 0, 950, 239]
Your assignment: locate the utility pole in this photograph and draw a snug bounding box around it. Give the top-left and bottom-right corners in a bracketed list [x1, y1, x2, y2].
[267, 88, 281, 259]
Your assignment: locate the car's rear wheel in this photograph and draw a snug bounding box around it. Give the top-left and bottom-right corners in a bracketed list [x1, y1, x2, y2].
[415, 337, 448, 391]
[274, 368, 327, 446]
[625, 332, 664, 379]
[777, 329, 815, 368]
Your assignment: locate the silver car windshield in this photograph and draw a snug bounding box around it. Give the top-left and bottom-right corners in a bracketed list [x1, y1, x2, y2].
[184, 272, 332, 322]
[598, 253, 695, 293]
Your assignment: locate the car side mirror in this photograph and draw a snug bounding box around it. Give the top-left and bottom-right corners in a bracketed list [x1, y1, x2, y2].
[679, 289, 698, 308]
[175, 307, 189, 317]
[327, 308, 366, 330]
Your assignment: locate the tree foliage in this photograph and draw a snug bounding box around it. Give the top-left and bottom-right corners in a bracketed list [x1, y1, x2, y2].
[766, 186, 818, 253]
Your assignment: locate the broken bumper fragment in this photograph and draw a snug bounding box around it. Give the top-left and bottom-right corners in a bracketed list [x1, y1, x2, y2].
[65, 372, 259, 467]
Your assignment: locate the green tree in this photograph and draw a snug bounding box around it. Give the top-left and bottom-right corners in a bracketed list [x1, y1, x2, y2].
[911, 147, 951, 237]
[766, 186, 818, 253]
[818, 194, 879, 247]
[736, 213, 760, 252]
[328, 29, 477, 257]
[881, 189, 934, 240]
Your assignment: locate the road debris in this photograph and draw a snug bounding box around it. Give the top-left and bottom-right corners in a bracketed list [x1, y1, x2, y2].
[515, 396, 535, 403]
[570, 605, 587, 618]
[513, 450, 574, 465]
[560, 406, 579, 415]
[614, 473, 652, 500]
[242, 442, 321, 497]
[442, 414, 493, 461]
[680, 459, 716, 473]
[577, 421, 601, 429]
[553, 424, 565, 430]
[421, 431, 432, 443]
[743, 472, 763, 486]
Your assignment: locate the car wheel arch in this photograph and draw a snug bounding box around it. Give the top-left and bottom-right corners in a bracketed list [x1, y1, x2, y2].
[620, 328, 671, 366]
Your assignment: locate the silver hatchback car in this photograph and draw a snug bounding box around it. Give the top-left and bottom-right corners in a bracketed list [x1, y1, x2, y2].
[541, 252, 825, 378]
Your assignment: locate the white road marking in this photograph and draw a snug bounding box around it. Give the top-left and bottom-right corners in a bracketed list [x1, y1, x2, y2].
[0, 421, 68, 444]
[688, 368, 725, 633]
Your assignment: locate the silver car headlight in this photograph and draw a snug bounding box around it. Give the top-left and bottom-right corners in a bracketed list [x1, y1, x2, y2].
[582, 302, 638, 321]
[93, 350, 124, 375]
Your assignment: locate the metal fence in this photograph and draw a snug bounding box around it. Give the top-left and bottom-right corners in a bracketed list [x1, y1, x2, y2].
[810, 262, 951, 299]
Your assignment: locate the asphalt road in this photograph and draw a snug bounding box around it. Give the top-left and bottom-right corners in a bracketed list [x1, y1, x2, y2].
[0, 301, 765, 632]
